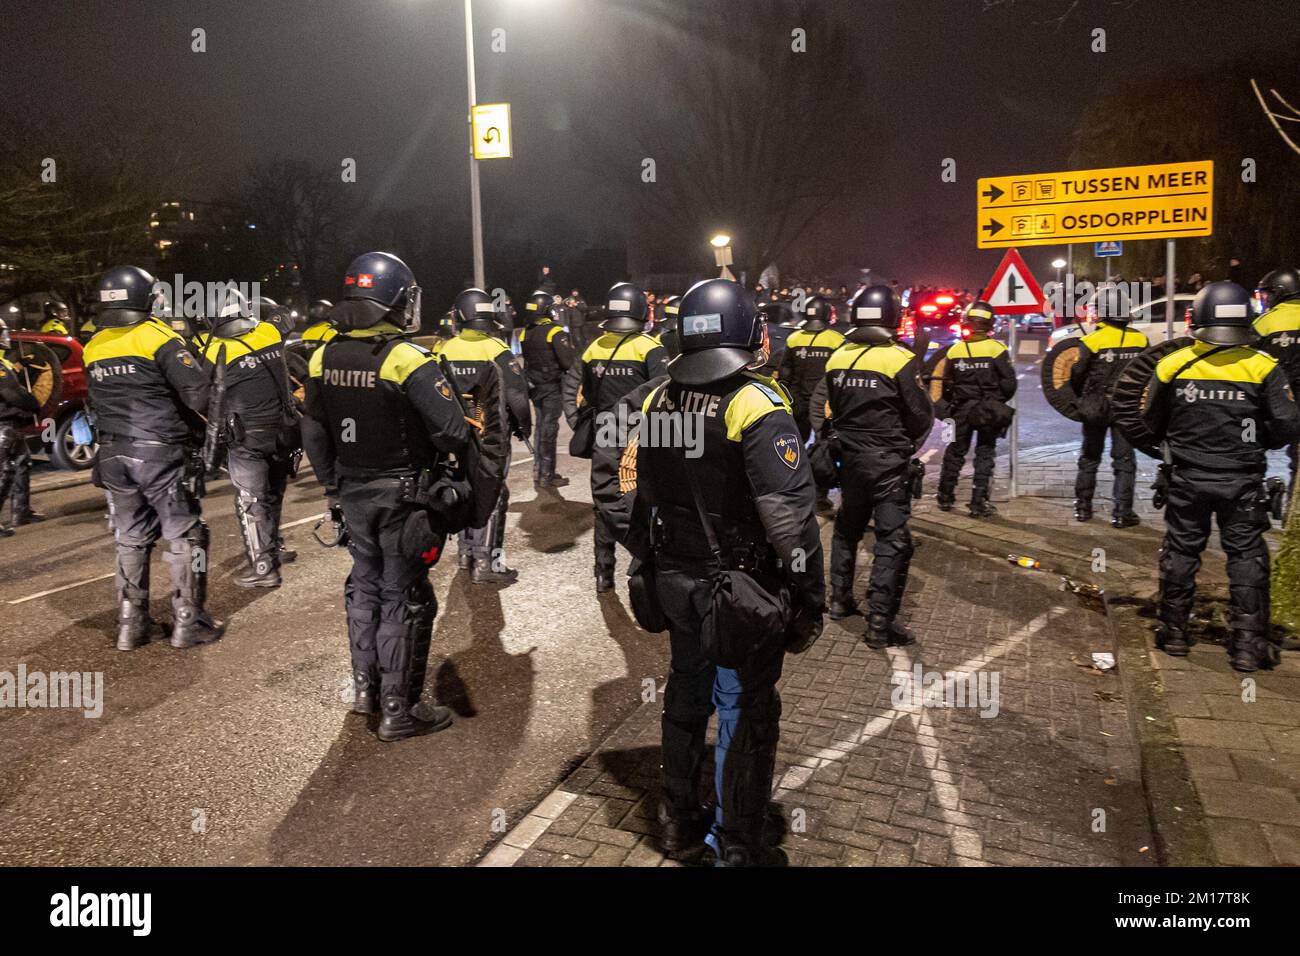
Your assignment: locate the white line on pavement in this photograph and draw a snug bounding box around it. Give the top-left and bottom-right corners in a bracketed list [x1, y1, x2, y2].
[774, 607, 1066, 792]
[8, 572, 116, 606]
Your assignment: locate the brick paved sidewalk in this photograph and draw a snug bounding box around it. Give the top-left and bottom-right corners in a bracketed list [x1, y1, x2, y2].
[482, 534, 1156, 867]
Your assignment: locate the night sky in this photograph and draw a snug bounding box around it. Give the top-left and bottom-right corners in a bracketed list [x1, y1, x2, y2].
[5, 0, 1296, 289]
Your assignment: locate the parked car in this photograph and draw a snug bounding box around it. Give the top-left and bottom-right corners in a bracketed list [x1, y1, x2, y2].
[11, 330, 97, 470]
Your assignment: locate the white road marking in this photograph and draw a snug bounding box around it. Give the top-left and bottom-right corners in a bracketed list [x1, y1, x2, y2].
[8, 572, 116, 605]
[774, 608, 1065, 792]
[282, 513, 325, 530]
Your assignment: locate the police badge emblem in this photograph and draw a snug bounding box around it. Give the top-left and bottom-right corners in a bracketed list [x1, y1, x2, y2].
[774, 434, 800, 470]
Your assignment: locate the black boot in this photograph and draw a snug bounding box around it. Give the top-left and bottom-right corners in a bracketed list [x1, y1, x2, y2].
[1155, 624, 1193, 657]
[886, 619, 916, 647]
[595, 568, 615, 593]
[828, 597, 860, 621]
[352, 669, 378, 715]
[1111, 512, 1141, 529]
[472, 558, 518, 584]
[170, 603, 225, 648]
[1229, 632, 1278, 673]
[657, 803, 712, 854]
[936, 494, 955, 512]
[711, 832, 788, 867]
[166, 525, 224, 648]
[377, 695, 453, 742]
[865, 613, 891, 650]
[12, 510, 45, 525]
[234, 555, 281, 588]
[277, 546, 297, 564]
[116, 599, 158, 652]
[1073, 499, 1093, 522]
[969, 499, 998, 519]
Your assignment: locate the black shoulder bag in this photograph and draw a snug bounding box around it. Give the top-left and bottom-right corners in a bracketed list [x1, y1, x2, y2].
[684, 460, 790, 668]
[569, 334, 634, 459]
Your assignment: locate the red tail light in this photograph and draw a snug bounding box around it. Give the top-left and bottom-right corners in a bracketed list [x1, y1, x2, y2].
[935, 295, 954, 306]
[920, 304, 938, 314]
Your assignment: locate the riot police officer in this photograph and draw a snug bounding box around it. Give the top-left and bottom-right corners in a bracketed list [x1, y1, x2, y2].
[83, 265, 222, 650]
[520, 290, 576, 488]
[758, 300, 800, 376]
[301, 251, 469, 740]
[300, 299, 337, 349]
[438, 287, 532, 583]
[40, 301, 72, 336]
[1143, 281, 1300, 672]
[811, 285, 933, 646]
[632, 278, 824, 866]
[562, 281, 668, 592]
[199, 289, 301, 588]
[935, 300, 1016, 518]
[0, 318, 43, 536]
[1253, 267, 1300, 490]
[1069, 309, 1148, 525]
[777, 294, 844, 443]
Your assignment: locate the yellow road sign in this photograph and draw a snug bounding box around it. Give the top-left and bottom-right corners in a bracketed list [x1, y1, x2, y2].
[471, 103, 511, 160]
[976, 160, 1213, 249]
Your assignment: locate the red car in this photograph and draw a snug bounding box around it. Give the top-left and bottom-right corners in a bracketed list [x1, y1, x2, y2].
[11, 330, 97, 470]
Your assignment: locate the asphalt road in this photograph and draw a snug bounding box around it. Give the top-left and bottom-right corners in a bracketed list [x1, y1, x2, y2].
[0, 447, 669, 866]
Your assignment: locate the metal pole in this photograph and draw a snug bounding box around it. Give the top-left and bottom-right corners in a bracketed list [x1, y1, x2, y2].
[465, 0, 485, 290]
[1008, 311, 1019, 499]
[1105, 255, 1111, 284]
[1165, 239, 1175, 341]
[1067, 244, 1073, 284]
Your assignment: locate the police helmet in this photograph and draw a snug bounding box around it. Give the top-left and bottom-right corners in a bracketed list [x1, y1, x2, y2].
[450, 288, 498, 332]
[251, 296, 296, 337]
[437, 308, 458, 337]
[335, 251, 422, 332]
[1255, 267, 1300, 314]
[95, 265, 162, 328]
[658, 295, 682, 332]
[207, 287, 258, 338]
[307, 299, 334, 324]
[523, 290, 555, 323]
[963, 300, 996, 334]
[43, 300, 68, 321]
[846, 284, 901, 344]
[800, 294, 831, 332]
[1190, 281, 1257, 347]
[0, 317, 10, 350]
[601, 282, 648, 332]
[667, 278, 763, 386]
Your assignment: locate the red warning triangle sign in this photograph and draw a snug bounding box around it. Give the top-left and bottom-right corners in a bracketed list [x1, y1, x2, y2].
[981, 248, 1045, 315]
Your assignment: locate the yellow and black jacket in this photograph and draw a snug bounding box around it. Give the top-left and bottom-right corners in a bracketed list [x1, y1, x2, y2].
[301, 321, 337, 346]
[302, 322, 468, 491]
[83, 319, 209, 444]
[941, 336, 1016, 407]
[777, 328, 845, 410]
[1253, 299, 1300, 389]
[199, 321, 289, 430]
[636, 370, 824, 603]
[40, 318, 71, 336]
[563, 331, 667, 418]
[519, 318, 576, 389]
[1142, 341, 1300, 474]
[0, 354, 42, 424]
[1069, 321, 1148, 401]
[811, 340, 933, 472]
[433, 330, 531, 437]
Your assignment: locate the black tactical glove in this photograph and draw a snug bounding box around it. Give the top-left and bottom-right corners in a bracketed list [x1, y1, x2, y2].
[785, 597, 825, 655]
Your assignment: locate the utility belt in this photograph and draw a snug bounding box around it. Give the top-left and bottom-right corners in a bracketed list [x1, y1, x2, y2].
[1153, 463, 1286, 521]
[652, 503, 772, 572]
[96, 434, 189, 460]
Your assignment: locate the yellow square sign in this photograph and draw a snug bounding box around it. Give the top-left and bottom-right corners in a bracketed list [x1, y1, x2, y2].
[471, 103, 511, 160]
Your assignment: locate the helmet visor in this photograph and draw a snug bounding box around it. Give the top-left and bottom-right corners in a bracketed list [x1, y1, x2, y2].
[403, 284, 422, 333]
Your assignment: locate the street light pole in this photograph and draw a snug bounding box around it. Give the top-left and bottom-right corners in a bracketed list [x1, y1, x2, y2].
[464, 0, 485, 290]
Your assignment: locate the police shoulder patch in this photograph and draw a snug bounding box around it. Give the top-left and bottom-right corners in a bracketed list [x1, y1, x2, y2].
[774, 433, 801, 470]
[178, 350, 195, 367]
[436, 377, 454, 402]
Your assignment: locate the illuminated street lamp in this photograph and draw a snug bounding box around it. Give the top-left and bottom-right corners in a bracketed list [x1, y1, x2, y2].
[711, 233, 734, 280]
[1052, 257, 1067, 285]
